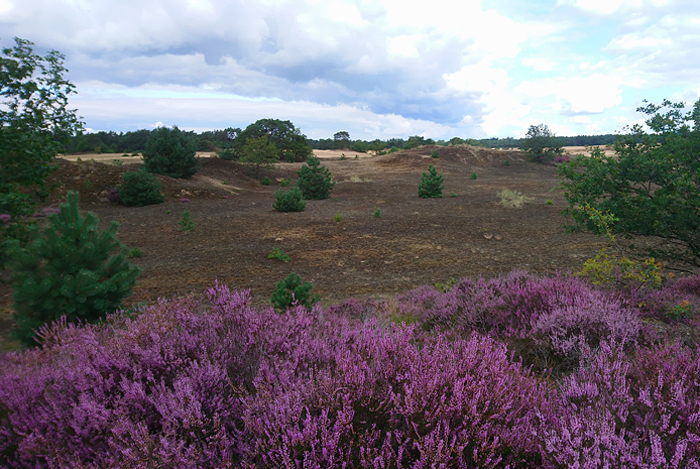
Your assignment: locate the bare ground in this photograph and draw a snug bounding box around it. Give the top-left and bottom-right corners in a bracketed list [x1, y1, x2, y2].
[0, 145, 607, 350]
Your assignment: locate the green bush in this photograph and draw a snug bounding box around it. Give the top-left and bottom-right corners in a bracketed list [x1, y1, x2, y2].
[268, 246, 291, 262]
[296, 156, 335, 200]
[280, 178, 291, 187]
[418, 164, 444, 198]
[143, 126, 200, 178]
[273, 187, 306, 212]
[470, 172, 477, 180]
[260, 176, 272, 185]
[270, 272, 320, 311]
[217, 148, 237, 161]
[117, 168, 165, 207]
[431, 150, 440, 158]
[372, 207, 381, 218]
[521, 124, 563, 163]
[178, 209, 195, 232]
[8, 191, 140, 347]
[504, 159, 511, 166]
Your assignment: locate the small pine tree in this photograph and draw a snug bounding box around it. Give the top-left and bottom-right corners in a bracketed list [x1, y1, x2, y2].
[143, 126, 200, 178]
[296, 156, 335, 200]
[9, 191, 140, 347]
[240, 136, 279, 178]
[418, 164, 444, 198]
[273, 187, 306, 212]
[271, 272, 320, 311]
[117, 168, 165, 207]
[178, 209, 195, 232]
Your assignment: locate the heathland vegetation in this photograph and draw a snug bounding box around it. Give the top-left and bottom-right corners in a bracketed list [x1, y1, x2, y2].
[3, 38, 700, 466]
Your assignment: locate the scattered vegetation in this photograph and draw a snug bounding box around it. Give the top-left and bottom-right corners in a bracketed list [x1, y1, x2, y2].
[7, 192, 140, 347]
[270, 272, 320, 311]
[418, 164, 444, 198]
[178, 209, 195, 232]
[268, 246, 290, 262]
[273, 187, 306, 212]
[431, 150, 440, 158]
[504, 159, 511, 166]
[497, 189, 531, 209]
[117, 168, 165, 207]
[279, 178, 291, 187]
[372, 207, 381, 218]
[521, 123, 563, 163]
[127, 247, 143, 258]
[260, 176, 272, 185]
[334, 211, 342, 222]
[470, 172, 477, 180]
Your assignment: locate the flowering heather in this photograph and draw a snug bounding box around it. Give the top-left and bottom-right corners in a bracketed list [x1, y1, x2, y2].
[2, 274, 700, 467]
[0, 214, 11, 223]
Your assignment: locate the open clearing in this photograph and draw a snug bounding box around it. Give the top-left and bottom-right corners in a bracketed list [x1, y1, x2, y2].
[0, 145, 607, 349]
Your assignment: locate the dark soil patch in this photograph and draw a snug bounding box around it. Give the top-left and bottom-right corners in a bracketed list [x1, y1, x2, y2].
[0, 146, 607, 350]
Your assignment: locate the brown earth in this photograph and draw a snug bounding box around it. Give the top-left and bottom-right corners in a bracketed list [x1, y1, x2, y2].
[0, 145, 608, 350]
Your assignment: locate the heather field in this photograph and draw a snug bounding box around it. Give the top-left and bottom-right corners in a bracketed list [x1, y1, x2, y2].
[2, 147, 700, 467]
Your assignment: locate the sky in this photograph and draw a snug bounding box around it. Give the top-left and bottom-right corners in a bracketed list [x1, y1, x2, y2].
[1, 0, 699, 140]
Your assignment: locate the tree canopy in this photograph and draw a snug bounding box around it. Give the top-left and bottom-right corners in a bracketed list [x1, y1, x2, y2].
[0, 37, 83, 217]
[521, 124, 563, 163]
[230, 119, 312, 162]
[559, 98, 700, 269]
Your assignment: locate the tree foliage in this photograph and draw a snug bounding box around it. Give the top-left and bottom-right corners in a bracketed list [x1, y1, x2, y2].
[272, 187, 306, 212]
[0, 37, 83, 217]
[231, 119, 312, 162]
[239, 136, 279, 177]
[117, 168, 165, 207]
[559, 98, 700, 269]
[143, 126, 200, 178]
[521, 124, 563, 163]
[333, 131, 350, 149]
[8, 192, 140, 347]
[296, 156, 335, 200]
[418, 164, 444, 198]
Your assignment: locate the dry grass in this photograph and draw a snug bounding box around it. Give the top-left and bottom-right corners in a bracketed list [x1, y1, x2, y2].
[497, 189, 532, 209]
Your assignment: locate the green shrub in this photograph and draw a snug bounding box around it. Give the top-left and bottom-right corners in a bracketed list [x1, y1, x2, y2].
[280, 178, 291, 187]
[545, 199, 554, 205]
[117, 168, 165, 207]
[273, 187, 306, 212]
[178, 209, 195, 232]
[334, 211, 342, 222]
[268, 246, 291, 262]
[451, 192, 457, 197]
[8, 191, 140, 347]
[504, 159, 511, 166]
[217, 148, 237, 161]
[270, 272, 320, 311]
[431, 150, 440, 158]
[112, 159, 123, 166]
[470, 172, 477, 180]
[260, 176, 272, 185]
[372, 207, 381, 218]
[340, 153, 347, 161]
[388, 147, 399, 154]
[418, 164, 444, 198]
[143, 126, 200, 178]
[240, 136, 279, 177]
[296, 156, 335, 199]
[127, 247, 143, 258]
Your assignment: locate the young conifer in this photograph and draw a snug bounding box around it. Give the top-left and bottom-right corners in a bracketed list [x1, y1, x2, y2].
[9, 191, 140, 346]
[296, 156, 335, 199]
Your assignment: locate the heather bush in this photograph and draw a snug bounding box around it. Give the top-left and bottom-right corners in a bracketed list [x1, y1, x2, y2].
[7, 191, 140, 347]
[296, 155, 335, 199]
[117, 168, 165, 207]
[272, 186, 306, 212]
[3, 277, 700, 467]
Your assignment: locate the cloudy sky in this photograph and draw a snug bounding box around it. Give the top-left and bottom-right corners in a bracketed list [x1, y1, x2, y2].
[1, 0, 698, 140]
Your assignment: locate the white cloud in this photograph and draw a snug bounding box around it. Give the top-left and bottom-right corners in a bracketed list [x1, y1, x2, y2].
[516, 74, 623, 114]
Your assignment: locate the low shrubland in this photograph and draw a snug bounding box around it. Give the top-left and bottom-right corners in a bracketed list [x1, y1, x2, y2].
[2, 270, 700, 467]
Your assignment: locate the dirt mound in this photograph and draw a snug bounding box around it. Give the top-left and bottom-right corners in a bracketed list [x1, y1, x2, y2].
[372, 145, 523, 170]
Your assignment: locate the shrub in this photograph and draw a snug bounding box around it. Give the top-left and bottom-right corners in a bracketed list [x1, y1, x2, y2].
[240, 136, 279, 178]
[431, 150, 440, 158]
[143, 126, 200, 178]
[8, 191, 140, 347]
[334, 211, 342, 222]
[418, 164, 444, 198]
[270, 272, 320, 311]
[504, 159, 511, 166]
[217, 148, 237, 161]
[117, 168, 165, 207]
[273, 187, 306, 212]
[470, 172, 477, 179]
[268, 246, 290, 262]
[296, 156, 335, 199]
[178, 209, 194, 232]
[279, 178, 291, 187]
[372, 207, 381, 217]
[521, 124, 563, 163]
[126, 247, 143, 258]
[497, 189, 531, 208]
[260, 176, 272, 185]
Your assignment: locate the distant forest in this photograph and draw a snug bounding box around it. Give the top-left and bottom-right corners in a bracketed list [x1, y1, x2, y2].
[63, 126, 619, 155]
